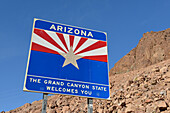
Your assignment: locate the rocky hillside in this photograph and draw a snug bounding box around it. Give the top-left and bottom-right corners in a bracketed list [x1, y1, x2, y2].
[3, 59, 170, 113]
[110, 28, 170, 75]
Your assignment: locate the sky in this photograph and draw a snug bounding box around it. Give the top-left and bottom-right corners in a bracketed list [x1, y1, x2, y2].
[0, 0, 170, 111]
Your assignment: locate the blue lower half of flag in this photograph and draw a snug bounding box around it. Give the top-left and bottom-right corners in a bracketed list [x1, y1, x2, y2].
[28, 50, 109, 85]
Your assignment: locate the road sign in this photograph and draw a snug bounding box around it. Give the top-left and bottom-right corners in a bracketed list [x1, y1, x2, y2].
[23, 18, 110, 99]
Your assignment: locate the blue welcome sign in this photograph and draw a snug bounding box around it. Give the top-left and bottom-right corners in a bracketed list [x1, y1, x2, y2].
[23, 18, 110, 99]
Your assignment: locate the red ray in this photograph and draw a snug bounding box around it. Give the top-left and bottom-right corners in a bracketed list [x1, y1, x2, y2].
[34, 28, 67, 53]
[69, 35, 74, 47]
[75, 41, 107, 55]
[82, 55, 108, 62]
[56, 33, 69, 52]
[31, 42, 60, 55]
[74, 37, 88, 53]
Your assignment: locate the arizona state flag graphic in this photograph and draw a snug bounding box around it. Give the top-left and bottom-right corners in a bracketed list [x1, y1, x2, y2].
[23, 18, 110, 99]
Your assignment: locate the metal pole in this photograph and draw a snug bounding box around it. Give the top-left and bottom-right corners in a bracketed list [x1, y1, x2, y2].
[87, 98, 93, 113]
[42, 93, 48, 113]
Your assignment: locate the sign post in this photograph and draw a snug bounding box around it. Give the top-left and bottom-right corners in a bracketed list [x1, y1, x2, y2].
[87, 98, 93, 113]
[23, 18, 110, 112]
[42, 93, 48, 113]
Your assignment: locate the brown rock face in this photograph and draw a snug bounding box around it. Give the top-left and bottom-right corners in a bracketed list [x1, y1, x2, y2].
[110, 28, 170, 75]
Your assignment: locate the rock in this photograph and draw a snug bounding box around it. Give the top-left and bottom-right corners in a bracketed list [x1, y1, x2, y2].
[160, 67, 168, 74]
[119, 101, 126, 107]
[47, 109, 56, 113]
[23, 103, 31, 108]
[167, 90, 170, 100]
[32, 109, 41, 113]
[56, 109, 62, 113]
[145, 99, 153, 104]
[97, 108, 104, 113]
[126, 94, 131, 98]
[70, 105, 75, 111]
[138, 105, 145, 112]
[165, 78, 170, 83]
[127, 80, 133, 86]
[152, 67, 160, 72]
[62, 106, 69, 113]
[145, 104, 156, 113]
[160, 90, 167, 96]
[125, 104, 135, 113]
[56, 99, 62, 106]
[151, 79, 157, 85]
[144, 84, 148, 88]
[49, 101, 56, 109]
[156, 101, 167, 111]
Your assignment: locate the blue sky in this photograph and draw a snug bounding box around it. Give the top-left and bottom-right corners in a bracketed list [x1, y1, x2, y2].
[0, 0, 170, 111]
